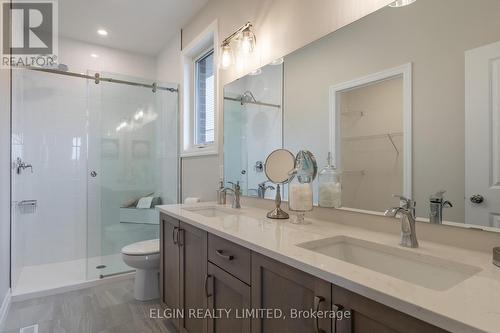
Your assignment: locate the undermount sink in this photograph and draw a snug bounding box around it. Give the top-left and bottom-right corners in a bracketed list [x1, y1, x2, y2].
[297, 236, 481, 291]
[184, 206, 237, 218]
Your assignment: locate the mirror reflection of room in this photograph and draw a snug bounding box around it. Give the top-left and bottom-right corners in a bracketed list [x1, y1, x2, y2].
[339, 77, 404, 213]
[224, 0, 500, 229]
[223, 63, 283, 199]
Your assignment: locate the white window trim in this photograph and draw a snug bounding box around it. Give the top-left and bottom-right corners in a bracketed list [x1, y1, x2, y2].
[181, 20, 219, 157]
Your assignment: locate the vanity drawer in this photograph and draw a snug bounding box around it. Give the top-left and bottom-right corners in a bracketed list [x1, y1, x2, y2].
[208, 234, 251, 284]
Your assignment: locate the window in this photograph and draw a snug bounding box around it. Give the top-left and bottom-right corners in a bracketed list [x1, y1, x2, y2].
[194, 49, 215, 145]
[181, 20, 218, 156]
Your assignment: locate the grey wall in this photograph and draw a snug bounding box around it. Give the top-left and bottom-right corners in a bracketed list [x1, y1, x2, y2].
[0, 66, 11, 303]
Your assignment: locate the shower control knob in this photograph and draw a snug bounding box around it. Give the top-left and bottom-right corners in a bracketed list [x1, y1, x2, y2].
[470, 194, 484, 204]
[90, 171, 98, 177]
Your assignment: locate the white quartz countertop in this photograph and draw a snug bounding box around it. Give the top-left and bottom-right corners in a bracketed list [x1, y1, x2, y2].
[157, 203, 500, 333]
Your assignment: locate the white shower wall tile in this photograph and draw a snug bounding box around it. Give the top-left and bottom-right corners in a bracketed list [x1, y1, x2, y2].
[12, 70, 88, 268]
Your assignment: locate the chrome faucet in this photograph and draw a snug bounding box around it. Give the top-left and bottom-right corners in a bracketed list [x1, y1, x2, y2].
[15, 157, 33, 174]
[385, 195, 419, 248]
[224, 181, 241, 209]
[429, 190, 452, 224]
[257, 181, 275, 199]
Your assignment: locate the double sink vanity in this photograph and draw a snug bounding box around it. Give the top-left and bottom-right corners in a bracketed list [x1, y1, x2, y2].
[157, 202, 500, 333]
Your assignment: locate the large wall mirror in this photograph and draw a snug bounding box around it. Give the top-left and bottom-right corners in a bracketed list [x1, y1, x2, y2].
[223, 0, 500, 231]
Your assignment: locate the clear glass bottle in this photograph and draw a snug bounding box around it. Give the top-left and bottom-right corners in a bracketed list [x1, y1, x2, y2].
[318, 152, 342, 208]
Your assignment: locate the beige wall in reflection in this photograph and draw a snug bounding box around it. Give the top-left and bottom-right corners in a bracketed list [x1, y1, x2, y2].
[341, 77, 403, 212]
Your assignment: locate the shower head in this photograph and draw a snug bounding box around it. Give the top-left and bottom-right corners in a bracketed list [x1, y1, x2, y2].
[240, 90, 257, 105]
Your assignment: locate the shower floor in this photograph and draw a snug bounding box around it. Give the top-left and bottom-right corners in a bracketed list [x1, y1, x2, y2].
[12, 254, 133, 299]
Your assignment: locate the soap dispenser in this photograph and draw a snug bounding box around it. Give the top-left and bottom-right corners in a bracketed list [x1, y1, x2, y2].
[318, 152, 342, 208]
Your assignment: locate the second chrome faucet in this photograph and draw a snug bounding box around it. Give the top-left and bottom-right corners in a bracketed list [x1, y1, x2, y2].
[223, 181, 242, 209]
[385, 195, 419, 248]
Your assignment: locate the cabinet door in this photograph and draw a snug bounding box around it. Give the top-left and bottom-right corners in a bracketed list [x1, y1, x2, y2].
[207, 263, 251, 333]
[331, 285, 449, 333]
[160, 213, 180, 323]
[251, 253, 332, 333]
[180, 221, 208, 333]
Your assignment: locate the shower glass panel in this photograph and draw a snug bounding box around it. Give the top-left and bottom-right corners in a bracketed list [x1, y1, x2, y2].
[223, 63, 283, 199]
[86, 73, 178, 279]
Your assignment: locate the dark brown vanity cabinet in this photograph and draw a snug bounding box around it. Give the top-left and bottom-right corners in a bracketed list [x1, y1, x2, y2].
[251, 252, 332, 333]
[160, 214, 449, 333]
[160, 213, 208, 333]
[160, 214, 180, 313]
[331, 285, 449, 333]
[207, 262, 251, 333]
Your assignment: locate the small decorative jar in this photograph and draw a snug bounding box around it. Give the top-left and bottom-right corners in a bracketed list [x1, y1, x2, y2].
[289, 150, 317, 224]
[318, 152, 342, 208]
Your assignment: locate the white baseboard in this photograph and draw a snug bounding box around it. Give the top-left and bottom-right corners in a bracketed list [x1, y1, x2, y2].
[0, 288, 12, 331]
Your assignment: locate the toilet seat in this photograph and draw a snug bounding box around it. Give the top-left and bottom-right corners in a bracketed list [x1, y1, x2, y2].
[121, 239, 159, 256]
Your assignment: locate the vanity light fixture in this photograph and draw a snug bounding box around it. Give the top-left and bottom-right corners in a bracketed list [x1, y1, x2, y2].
[97, 29, 108, 36]
[219, 22, 256, 69]
[389, 0, 417, 7]
[239, 28, 256, 54]
[220, 43, 234, 69]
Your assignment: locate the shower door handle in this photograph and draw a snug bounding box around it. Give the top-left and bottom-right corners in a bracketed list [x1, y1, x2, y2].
[90, 171, 98, 177]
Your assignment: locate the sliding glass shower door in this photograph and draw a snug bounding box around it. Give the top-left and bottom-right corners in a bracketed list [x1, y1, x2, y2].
[86, 73, 178, 279]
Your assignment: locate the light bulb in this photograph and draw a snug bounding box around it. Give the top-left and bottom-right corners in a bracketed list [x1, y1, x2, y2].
[220, 44, 233, 69]
[240, 29, 255, 54]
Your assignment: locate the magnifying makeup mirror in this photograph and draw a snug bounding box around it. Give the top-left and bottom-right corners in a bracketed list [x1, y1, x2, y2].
[264, 149, 296, 219]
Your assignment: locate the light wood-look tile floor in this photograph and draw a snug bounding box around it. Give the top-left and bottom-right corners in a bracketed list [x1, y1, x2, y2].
[2, 279, 175, 333]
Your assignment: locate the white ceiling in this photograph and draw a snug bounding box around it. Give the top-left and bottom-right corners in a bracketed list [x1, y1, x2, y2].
[59, 0, 208, 56]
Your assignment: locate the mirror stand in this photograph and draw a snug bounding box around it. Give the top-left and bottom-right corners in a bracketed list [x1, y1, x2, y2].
[267, 184, 289, 219]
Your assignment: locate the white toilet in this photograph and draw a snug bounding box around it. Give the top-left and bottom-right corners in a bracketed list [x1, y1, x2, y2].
[121, 239, 160, 301]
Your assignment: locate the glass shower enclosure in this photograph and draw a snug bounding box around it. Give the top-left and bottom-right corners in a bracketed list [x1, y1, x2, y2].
[86, 72, 178, 279]
[11, 67, 178, 295]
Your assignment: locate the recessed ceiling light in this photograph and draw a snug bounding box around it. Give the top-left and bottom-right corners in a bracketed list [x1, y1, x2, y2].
[90, 53, 99, 58]
[389, 0, 417, 7]
[97, 29, 108, 36]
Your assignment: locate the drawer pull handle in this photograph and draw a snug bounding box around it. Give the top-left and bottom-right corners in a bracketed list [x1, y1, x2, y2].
[314, 296, 326, 333]
[205, 274, 212, 297]
[178, 229, 185, 247]
[172, 227, 179, 245]
[215, 249, 234, 261]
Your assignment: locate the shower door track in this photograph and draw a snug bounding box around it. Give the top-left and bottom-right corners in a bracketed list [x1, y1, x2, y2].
[19, 66, 179, 93]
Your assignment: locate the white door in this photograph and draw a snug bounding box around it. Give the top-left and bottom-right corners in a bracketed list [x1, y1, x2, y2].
[465, 41, 500, 228]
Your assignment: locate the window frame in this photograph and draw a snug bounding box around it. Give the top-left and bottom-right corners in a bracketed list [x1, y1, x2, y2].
[193, 47, 215, 147]
[181, 20, 219, 157]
